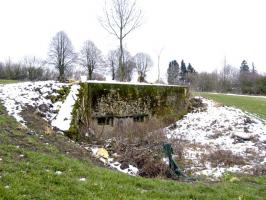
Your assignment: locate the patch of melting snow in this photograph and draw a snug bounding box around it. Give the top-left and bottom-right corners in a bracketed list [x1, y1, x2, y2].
[166, 97, 266, 178]
[0, 81, 80, 132]
[0, 81, 68, 126]
[195, 165, 242, 178]
[51, 84, 80, 131]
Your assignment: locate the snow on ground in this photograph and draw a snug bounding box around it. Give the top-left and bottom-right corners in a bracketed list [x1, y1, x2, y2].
[51, 84, 80, 131]
[166, 97, 266, 178]
[1, 81, 266, 178]
[86, 80, 181, 87]
[0, 81, 78, 131]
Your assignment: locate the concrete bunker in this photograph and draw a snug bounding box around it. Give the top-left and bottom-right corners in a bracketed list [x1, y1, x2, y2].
[69, 81, 189, 138]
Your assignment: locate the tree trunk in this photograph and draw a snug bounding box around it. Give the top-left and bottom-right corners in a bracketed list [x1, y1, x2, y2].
[111, 60, 115, 80]
[119, 28, 125, 81]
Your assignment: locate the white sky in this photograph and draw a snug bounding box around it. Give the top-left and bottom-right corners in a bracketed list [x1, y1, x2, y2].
[0, 0, 266, 81]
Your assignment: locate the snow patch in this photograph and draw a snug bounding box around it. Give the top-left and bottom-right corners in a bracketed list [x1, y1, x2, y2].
[166, 97, 266, 178]
[0, 81, 80, 131]
[51, 84, 80, 131]
[0, 81, 67, 126]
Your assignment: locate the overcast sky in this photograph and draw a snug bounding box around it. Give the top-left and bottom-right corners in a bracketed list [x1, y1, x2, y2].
[0, 0, 265, 81]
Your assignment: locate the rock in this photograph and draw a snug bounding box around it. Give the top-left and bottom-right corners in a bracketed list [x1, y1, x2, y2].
[120, 162, 129, 170]
[244, 117, 253, 124]
[244, 127, 249, 133]
[168, 123, 177, 130]
[210, 120, 217, 126]
[31, 98, 39, 102]
[38, 104, 49, 112]
[27, 130, 37, 136]
[232, 132, 255, 142]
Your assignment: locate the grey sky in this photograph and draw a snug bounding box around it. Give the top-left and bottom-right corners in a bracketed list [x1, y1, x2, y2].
[0, 0, 265, 81]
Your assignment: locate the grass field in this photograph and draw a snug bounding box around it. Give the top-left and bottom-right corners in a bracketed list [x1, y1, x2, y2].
[0, 79, 20, 84]
[1, 103, 266, 199]
[198, 92, 266, 119]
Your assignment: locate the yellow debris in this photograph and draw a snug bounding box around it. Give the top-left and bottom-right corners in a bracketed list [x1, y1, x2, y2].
[230, 177, 240, 183]
[96, 148, 109, 159]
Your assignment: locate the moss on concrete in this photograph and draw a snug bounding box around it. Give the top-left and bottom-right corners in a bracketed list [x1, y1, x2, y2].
[68, 82, 189, 139]
[47, 86, 71, 103]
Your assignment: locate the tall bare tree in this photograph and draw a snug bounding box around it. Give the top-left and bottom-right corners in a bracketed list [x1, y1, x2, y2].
[134, 52, 152, 82]
[80, 40, 102, 80]
[100, 0, 142, 81]
[48, 31, 76, 82]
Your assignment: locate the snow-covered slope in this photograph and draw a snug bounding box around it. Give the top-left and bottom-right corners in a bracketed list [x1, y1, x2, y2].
[166, 97, 266, 178]
[0, 81, 79, 131]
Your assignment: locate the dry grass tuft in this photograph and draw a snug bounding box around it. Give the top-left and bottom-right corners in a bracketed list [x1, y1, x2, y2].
[204, 150, 246, 167]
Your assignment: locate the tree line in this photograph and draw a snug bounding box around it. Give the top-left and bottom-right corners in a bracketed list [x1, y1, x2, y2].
[0, 0, 153, 83]
[0, 57, 56, 81]
[47, 30, 153, 82]
[175, 59, 266, 95]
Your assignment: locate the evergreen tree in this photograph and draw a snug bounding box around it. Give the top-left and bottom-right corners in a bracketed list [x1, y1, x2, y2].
[187, 63, 196, 73]
[180, 59, 187, 83]
[240, 60, 249, 73]
[167, 60, 179, 84]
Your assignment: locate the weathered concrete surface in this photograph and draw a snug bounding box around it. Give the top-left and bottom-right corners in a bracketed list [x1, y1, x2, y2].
[68, 82, 189, 138]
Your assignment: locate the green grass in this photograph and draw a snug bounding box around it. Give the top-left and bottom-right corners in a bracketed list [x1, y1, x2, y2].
[0, 79, 20, 84]
[198, 92, 266, 119]
[0, 102, 266, 199]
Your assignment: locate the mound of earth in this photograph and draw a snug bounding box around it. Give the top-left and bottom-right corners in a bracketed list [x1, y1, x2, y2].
[166, 97, 266, 178]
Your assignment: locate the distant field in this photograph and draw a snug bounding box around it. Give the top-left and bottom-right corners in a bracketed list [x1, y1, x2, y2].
[0, 79, 20, 84]
[198, 92, 266, 119]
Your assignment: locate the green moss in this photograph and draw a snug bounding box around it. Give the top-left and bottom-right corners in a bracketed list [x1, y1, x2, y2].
[67, 83, 90, 140]
[47, 86, 71, 103]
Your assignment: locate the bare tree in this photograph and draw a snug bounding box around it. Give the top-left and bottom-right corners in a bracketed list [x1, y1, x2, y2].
[80, 40, 102, 80]
[107, 50, 119, 80]
[23, 56, 46, 81]
[117, 48, 135, 81]
[219, 64, 239, 92]
[134, 52, 152, 82]
[100, 0, 142, 81]
[48, 31, 76, 82]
